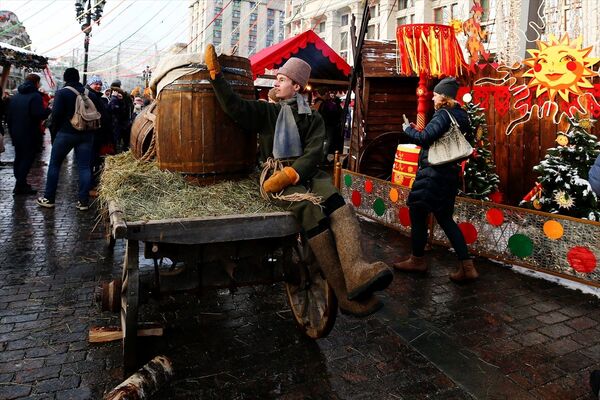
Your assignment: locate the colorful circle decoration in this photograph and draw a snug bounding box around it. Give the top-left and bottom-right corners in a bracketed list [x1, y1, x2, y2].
[508, 234, 534, 258]
[398, 207, 411, 227]
[543, 220, 564, 240]
[458, 222, 478, 244]
[344, 174, 352, 187]
[389, 188, 399, 203]
[567, 247, 596, 273]
[373, 198, 386, 216]
[365, 180, 373, 193]
[351, 190, 361, 207]
[486, 208, 504, 227]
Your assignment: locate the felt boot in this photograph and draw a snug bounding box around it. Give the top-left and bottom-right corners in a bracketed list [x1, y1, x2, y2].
[393, 255, 427, 272]
[449, 259, 479, 282]
[308, 230, 383, 317]
[329, 205, 393, 300]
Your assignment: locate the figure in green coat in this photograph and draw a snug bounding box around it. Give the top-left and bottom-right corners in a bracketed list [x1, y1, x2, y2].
[205, 44, 392, 317]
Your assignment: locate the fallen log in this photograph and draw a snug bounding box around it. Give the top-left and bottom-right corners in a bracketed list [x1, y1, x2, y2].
[103, 355, 173, 400]
[89, 323, 163, 343]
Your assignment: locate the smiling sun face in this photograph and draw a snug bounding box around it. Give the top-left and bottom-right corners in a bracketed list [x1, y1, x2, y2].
[523, 34, 599, 102]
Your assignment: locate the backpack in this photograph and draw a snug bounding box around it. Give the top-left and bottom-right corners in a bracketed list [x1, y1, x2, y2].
[65, 87, 101, 131]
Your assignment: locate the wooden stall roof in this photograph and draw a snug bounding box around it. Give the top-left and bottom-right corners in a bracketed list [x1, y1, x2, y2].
[0, 41, 47, 69]
[361, 40, 401, 78]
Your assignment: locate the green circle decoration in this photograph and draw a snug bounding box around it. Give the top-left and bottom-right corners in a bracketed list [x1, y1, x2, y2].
[344, 174, 352, 187]
[508, 234, 534, 258]
[373, 198, 386, 216]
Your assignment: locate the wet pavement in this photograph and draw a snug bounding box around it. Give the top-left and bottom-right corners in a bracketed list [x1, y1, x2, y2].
[0, 134, 599, 399]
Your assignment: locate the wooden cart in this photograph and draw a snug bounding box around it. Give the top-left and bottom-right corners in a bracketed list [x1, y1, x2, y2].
[104, 201, 337, 373]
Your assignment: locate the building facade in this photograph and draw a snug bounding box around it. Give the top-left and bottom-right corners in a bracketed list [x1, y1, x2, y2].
[189, 0, 286, 57]
[0, 10, 35, 91]
[284, 0, 599, 67]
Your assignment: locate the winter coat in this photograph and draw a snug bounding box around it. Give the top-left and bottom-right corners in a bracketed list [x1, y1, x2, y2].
[402, 105, 472, 212]
[86, 85, 113, 143]
[589, 154, 600, 196]
[7, 80, 50, 148]
[210, 74, 327, 182]
[51, 81, 102, 136]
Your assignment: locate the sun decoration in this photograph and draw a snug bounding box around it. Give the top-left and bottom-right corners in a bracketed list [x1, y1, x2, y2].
[523, 34, 599, 103]
[554, 190, 575, 209]
[556, 134, 569, 146]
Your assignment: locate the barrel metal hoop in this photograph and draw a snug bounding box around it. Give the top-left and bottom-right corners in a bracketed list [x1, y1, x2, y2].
[164, 80, 255, 90]
[186, 64, 253, 79]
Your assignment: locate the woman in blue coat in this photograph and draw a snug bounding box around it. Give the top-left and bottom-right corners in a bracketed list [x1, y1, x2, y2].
[394, 77, 478, 281]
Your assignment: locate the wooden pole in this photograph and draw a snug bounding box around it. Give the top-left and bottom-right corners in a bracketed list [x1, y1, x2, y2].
[103, 355, 173, 400]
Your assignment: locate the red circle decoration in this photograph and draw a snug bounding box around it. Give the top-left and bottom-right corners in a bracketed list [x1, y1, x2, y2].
[398, 207, 411, 227]
[567, 247, 596, 273]
[489, 191, 504, 204]
[486, 208, 504, 226]
[567, 61, 577, 71]
[351, 190, 362, 207]
[365, 180, 373, 193]
[534, 63, 542, 72]
[458, 222, 478, 244]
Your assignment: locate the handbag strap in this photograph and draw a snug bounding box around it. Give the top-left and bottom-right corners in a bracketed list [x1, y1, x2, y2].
[440, 108, 459, 127]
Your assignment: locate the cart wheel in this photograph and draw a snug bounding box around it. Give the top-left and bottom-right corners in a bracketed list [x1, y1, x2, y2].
[285, 236, 337, 339]
[121, 240, 140, 374]
[357, 131, 404, 180]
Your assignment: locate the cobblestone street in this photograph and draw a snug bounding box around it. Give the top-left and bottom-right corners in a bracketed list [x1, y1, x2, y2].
[0, 135, 599, 399]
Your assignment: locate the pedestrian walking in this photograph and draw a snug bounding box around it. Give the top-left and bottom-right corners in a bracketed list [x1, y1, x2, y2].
[205, 44, 392, 317]
[7, 73, 51, 195]
[393, 77, 478, 282]
[37, 68, 101, 210]
[589, 153, 600, 196]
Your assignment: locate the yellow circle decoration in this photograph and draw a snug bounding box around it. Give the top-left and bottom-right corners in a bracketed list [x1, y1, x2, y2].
[556, 134, 569, 146]
[389, 188, 399, 203]
[543, 220, 564, 240]
[533, 199, 542, 209]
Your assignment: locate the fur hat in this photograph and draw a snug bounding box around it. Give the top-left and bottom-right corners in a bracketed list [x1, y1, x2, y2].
[277, 58, 311, 88]
[433, 77, 459, 99]
[111, 79, 122, 88]
[63, 68, 80, 83]
[87, 75, 102, 85]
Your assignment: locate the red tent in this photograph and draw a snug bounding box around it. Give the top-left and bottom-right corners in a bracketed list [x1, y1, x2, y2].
[249, 30, 351, 81]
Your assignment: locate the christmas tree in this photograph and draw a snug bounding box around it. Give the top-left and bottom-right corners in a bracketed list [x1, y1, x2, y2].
[522, 115, 600, 220]
[459, 93, 500, 200]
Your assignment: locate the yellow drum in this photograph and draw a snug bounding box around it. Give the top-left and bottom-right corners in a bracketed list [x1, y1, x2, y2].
[391, 144, 420, 188]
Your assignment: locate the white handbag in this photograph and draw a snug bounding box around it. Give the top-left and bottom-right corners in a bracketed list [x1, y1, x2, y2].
[428, 109, 473, 165]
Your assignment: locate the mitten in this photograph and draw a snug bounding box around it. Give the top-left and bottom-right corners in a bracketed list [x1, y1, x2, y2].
[204, 44, 221, 80]
[263, 167, 299, 193]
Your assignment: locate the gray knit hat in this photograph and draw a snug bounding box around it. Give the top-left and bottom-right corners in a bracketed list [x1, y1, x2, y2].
[278, 58, 311, 88]
[433, 77, 459, 99]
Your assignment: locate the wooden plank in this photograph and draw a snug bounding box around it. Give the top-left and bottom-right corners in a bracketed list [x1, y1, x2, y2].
[108, 200, 127, 239]
[89, 324, 164, 343]
[125, 212, 299, 243]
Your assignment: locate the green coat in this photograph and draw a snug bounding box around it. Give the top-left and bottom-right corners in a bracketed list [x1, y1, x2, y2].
[210, 74, 339, 232]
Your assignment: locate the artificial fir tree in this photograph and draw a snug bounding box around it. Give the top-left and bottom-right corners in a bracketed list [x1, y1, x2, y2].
[522, 115, 600, 220]
[459, 94, 500, 200]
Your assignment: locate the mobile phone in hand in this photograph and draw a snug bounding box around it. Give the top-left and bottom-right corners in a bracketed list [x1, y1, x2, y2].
[403, 114, 409, 124]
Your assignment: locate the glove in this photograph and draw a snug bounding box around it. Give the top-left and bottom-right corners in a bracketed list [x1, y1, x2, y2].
[204, 43, 221, 80]
[263, 167, 299, 193]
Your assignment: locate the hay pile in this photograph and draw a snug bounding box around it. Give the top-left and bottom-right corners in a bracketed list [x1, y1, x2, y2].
[98, 152, 279, 221]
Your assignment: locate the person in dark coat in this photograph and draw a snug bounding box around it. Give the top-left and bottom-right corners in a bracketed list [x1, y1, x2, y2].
[108, 79, 132, 152]
[86, 75, 113, 194]
[394, 77, 478, 282]
[7, 73, 51, 194]
[318, 91, 343, 156]
[205, 44, 392, 317]
[37, 68, 101, 210]
[589, 154, 600, 196]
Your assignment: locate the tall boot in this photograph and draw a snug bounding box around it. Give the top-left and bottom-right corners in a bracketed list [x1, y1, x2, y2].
[449, 259, 479, 282]
[329, 205, 393, 300]
[393, 255, 427, 272]
[308, 230, 383, 317]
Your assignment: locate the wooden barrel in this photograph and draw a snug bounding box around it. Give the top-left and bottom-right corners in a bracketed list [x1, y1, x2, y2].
[391, 144, 420, 188]
[130, 101, 157, 159]
[155, 55, 256, 178]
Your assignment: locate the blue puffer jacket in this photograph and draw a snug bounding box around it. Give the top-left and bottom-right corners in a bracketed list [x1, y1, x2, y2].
[589, 154, 600, 196]
[402, 104, 472, 212]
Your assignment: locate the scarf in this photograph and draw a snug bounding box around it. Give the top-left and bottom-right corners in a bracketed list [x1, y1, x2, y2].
[272, 92, 311, 159]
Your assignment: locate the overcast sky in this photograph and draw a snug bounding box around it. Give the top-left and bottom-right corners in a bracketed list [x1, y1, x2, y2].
[2, 0, 190, 74]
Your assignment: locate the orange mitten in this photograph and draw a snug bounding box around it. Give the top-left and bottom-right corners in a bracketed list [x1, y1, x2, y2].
[263, 167, 299, 193]
[204, 44, 221, 80]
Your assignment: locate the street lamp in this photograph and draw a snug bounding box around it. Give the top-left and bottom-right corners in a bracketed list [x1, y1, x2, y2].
[75, 0, 105, 85]
[142, 66, 152, 88]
